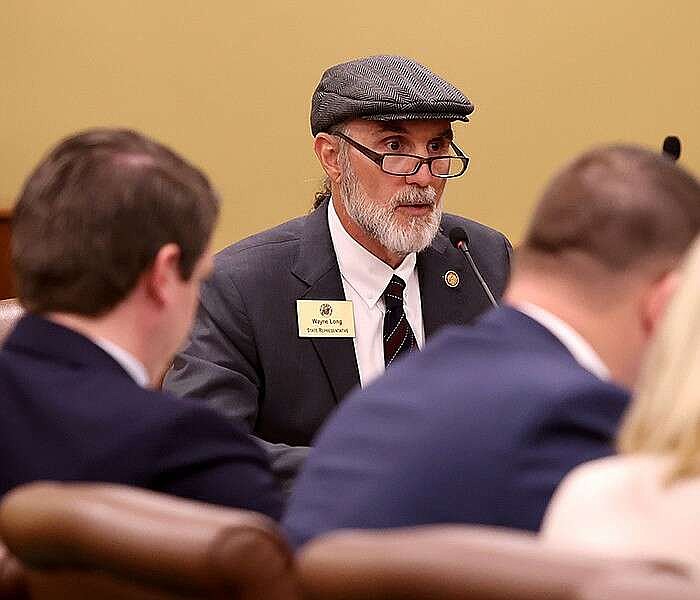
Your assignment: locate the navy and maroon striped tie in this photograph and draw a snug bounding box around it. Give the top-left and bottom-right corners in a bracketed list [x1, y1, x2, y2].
[382, 275, 417, 368]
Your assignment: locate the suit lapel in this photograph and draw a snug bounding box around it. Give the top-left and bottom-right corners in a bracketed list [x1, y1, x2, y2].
[291, 201, 360, 404]
[418, 230, 492, 337]
[416, 234, 468, 340]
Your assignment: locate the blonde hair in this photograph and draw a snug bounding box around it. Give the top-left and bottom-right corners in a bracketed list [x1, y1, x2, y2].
[618, 235, 700, 482]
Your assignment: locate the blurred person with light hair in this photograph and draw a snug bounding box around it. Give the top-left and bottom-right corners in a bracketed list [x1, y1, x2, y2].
[542, 235, 700, 570]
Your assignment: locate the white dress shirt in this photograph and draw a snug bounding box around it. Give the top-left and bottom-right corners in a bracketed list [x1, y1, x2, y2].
[328, 200, 425, 387]
[514, 302, 610, 381]
[93, 336, 150, 388]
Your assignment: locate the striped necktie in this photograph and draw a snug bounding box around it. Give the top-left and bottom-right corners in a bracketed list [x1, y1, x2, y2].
[382, 275, 417, 368]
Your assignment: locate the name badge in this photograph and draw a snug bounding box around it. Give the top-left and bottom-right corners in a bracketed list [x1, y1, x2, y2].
[297, 300, 355, 338]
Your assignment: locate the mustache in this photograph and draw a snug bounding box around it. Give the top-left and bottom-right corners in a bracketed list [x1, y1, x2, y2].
[391, 186, 438, 207]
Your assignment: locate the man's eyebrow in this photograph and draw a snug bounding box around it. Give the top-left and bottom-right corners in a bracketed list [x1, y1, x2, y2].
[369, 123, 455, 141]
[436, 128, 454, 141]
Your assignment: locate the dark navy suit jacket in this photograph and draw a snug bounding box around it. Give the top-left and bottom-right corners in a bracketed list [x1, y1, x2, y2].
[0, 314, 283, 519]
[284, 307, 630, 546]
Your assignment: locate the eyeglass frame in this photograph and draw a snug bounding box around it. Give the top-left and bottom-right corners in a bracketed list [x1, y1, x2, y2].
[331, 131, 470, 178]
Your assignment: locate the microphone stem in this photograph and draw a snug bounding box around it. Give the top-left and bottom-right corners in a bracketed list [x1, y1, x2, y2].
[462, 247, 498, 308]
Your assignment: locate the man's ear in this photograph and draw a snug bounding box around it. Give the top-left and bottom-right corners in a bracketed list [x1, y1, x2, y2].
[314, 133, 343, 182]
[642, 269, 680, 336]
[144, 243, 182, 307]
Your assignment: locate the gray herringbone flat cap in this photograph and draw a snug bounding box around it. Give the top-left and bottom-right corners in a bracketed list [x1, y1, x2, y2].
[310, 55, 473, 136]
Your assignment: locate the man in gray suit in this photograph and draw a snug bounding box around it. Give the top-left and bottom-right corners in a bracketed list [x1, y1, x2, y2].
[164, 56, 511, 486]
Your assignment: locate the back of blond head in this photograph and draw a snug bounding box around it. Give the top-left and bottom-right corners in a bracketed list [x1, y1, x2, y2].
[618, 235, 700, 481]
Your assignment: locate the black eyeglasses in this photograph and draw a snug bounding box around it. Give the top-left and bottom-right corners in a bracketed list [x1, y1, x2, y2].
[332, 132, 469, 178]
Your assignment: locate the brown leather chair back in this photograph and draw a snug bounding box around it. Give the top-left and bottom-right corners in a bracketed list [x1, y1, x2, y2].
[0, 482, 300, 600]
[298, 526, 696, 600]
[0, 541, 28, 599]
[0, 298, 24, 345]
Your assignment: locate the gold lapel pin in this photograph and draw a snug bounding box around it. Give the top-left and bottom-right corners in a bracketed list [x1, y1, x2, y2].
[444, 270, 460, 288]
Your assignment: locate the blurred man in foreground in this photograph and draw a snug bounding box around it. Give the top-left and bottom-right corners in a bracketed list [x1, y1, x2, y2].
[0, 128, 282, 518]
[284, 144, 700, 544]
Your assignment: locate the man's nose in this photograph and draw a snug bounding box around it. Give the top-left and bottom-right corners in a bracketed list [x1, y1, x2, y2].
[404, 162, 434, 187]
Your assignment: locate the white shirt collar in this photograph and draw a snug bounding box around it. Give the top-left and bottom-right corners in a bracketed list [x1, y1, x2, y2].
[514, 302, 611, 381]
[92, 337, 150, 388]
[328, 198, 417, 309]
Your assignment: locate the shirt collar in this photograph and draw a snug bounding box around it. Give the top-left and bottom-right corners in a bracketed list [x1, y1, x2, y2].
[514, 302, 611, 381]
[328, 198, 417, 309]
[92, 337, 150, 388]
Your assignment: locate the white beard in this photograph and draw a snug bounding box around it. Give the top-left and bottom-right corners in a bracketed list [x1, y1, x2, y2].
[339, 162, 442, 256]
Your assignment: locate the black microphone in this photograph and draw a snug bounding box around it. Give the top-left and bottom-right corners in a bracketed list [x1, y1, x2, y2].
[662, 136, 681, 161]
[448, 226, 498, 308]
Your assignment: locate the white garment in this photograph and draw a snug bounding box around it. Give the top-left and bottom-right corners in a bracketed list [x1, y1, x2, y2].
[328, 200, 425, 387]
[93, 336, 150, 388]
[514, 302, 610, 381]
[541, 454, 700, 574]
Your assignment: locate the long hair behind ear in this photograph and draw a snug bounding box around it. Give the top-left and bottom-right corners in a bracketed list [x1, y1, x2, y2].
[618, 235, 700, 482]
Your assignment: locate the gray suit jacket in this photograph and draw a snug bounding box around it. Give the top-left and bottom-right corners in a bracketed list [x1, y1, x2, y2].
[164, 200, 511, 485]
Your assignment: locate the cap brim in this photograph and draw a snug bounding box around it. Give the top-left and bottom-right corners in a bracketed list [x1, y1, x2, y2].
[362, 113, 470, 123]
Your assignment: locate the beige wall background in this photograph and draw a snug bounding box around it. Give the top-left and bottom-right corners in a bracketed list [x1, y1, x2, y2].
[3, 1, 699, 250]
